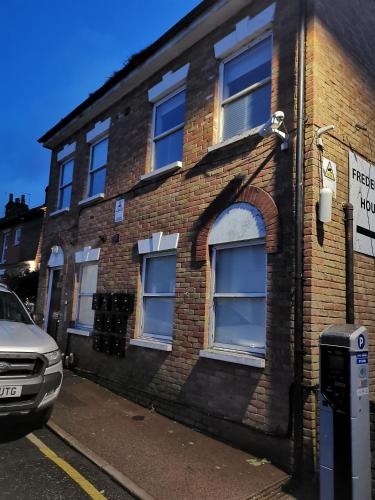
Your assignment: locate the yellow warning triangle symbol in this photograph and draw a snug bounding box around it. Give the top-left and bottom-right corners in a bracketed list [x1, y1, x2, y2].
[324, 161, 335, 181]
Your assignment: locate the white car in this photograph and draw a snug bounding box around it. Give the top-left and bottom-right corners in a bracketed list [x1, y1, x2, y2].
[0, 283, 63, 425]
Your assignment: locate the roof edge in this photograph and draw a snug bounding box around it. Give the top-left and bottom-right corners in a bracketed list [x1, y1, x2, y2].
[0, 205, 46, 229]
[38, 0, 218, 145]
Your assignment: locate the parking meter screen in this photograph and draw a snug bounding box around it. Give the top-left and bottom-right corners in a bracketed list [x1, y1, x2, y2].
[321, 347, 349, 413]
[328, 353, 344, 372]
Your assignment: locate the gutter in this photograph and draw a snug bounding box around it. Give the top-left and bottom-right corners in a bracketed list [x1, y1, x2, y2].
[344, 203, 354, 323]
[293, 0, 307, 478]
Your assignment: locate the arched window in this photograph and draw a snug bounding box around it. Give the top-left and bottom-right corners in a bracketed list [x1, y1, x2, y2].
[208, 203, 266, 356]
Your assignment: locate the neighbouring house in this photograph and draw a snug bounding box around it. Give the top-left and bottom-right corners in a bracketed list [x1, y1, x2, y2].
[0, 194, 45, 299]
[35, 0, 375, 485]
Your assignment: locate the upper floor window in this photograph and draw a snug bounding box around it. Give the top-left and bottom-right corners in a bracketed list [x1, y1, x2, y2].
[152, 89, 186, 171]
[58, 159, 74, 210]
[220, 34, 272, 142]
[88, 137, 108, 197]
[14, 227, 22, 246]
[1, 232, 9, 263]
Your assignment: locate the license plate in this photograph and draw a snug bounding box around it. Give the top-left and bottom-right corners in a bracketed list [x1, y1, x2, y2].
[0, 386, 22, 398]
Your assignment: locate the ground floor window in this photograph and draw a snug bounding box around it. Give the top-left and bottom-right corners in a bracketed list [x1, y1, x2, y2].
[207, 202, 267, 356]
[76, 263, 98, 329]
[140, 253, 176, 342]
[210, 240, 266, 355]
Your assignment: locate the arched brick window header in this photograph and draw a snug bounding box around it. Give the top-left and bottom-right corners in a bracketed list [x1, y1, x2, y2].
[195, 186, 280, 261]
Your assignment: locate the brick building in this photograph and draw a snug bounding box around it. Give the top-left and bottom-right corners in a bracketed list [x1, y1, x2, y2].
[36, 0, 375, 480]
[0, 194, 45, 281]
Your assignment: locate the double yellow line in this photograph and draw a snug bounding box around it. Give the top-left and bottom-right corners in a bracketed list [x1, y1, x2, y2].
[27, 433, 107, 500]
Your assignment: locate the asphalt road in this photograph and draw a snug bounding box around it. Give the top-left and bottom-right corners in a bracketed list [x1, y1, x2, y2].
[0, 421, 134, 500]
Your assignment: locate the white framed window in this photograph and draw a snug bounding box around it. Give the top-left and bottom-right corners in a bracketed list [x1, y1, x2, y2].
[210, 240, 266, 355]
[140, 252, 176, 342]
[152, 89, 186, 171]
[207, 203, 267, 357]
[58, 158, 74, 210]
[76, 263, 98, 329]
[219, 33, 272, 142]
[88, 137, 108, 197]
[14, 227, 22, 246]
[1, 232, 10, 263]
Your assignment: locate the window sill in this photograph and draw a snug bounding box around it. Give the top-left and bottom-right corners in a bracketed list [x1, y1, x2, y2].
[78, 193, 104, 207]
[130, 338, 172, 352]
[140, 161, 182, 183]
[67, 327, 92, 337]
[199, 349, 265, 368]
[208, 126, 262, 153]
[49, 207, 70, 217]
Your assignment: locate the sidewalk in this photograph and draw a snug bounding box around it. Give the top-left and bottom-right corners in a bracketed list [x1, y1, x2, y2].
[49, 371, 292, 500]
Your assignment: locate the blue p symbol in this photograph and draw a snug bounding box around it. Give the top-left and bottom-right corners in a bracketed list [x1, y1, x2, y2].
[358, 334, 366, 350]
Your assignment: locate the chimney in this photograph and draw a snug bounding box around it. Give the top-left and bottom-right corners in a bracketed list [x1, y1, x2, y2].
[5, 193, 29, 218]
[5, 193, 14, 217]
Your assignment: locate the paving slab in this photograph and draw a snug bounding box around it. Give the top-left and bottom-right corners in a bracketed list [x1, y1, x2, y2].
[50, 371, 290, 500]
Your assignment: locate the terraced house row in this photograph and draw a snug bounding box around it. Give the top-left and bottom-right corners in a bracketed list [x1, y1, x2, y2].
[35, 0, 375, 482]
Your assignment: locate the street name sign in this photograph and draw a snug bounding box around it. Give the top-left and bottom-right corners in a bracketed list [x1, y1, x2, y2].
[349, 151, 375, 257]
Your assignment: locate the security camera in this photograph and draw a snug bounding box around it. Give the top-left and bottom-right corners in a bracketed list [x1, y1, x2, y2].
[259, 111, 285, 136]
[259, 111, 289, 150]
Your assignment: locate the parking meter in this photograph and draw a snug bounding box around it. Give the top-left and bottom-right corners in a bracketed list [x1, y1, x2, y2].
[320, 325, 371, 500]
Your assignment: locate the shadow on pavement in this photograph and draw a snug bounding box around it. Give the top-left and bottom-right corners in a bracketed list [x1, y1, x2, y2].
[0, 417, 44, 444]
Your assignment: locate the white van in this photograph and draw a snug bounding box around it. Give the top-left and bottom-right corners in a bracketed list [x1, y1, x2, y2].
[0, 283, 63, 424]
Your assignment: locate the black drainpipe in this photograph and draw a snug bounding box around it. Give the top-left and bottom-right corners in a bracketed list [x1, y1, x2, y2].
[344, 203, 355, 323]
[293, 0, 307, 478]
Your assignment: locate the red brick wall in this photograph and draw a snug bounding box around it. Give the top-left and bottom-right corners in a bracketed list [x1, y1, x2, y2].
[0, 212, 44, 271]
[37, 0, 300, 469]
[302, 0, 375, 475]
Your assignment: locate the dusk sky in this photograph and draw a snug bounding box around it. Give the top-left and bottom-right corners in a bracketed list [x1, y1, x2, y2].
[0, 0, 201, 215]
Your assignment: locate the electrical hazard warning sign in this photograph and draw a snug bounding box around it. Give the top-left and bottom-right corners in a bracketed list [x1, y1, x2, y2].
[322, 158, 337, 198]
[349, 151, 375, 257]
[324, 161, 335, 180]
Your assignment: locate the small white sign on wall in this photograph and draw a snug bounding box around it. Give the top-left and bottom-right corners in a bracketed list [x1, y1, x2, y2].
[349, 151, 375, 258]
[322, 158, 337, 199]
[114, 199, 125, 223]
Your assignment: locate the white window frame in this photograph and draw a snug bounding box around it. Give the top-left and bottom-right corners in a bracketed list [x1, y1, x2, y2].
[57, 158, 74, 210]
[14, 227, 22, 246]
[217, 31, 273, 143]
[1, 231, 10, 263]
[75, 262, 98, 330]
[139, 251, 176, 342]
[209, 239, 267, 356]
[151, 87, 186, 172]
[87, 136, 108, 197]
